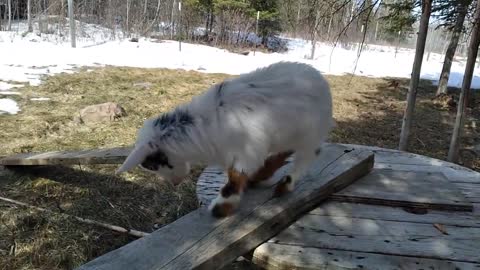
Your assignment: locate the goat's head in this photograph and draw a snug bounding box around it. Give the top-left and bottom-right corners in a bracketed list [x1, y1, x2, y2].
[116, 142, 191, 185]
[116, 114, 192, 185]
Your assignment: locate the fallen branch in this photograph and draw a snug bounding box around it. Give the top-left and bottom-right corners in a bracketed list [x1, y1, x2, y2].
[0, 196, 150, 238]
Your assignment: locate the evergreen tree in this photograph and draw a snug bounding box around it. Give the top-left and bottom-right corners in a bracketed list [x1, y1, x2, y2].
[249, 0, 282, 45]
[378, 0, 417, 42]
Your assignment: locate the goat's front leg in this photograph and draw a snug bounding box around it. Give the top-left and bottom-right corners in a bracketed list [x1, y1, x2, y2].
[209, 168, 249, 218]
[274, 148, 318, 197]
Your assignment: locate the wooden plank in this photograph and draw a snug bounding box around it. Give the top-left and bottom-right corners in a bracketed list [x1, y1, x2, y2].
[197, 168, 473, 212]
[268, 215, 480, 263]
[340, 143, 478, 172]
[0, 146, 132, 166]
[454, 183, 480, 203]
[330, 169, 473, 211]
[308, 202, 480, 227]
[253, 243, 480, 270]
[75, 144, 374, 270]
[475, 203, 480, 216]
[374, 163, 480, 182]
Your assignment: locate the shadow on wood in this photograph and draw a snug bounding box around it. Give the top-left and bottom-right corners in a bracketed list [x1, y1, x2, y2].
[75, 144, 374, 270]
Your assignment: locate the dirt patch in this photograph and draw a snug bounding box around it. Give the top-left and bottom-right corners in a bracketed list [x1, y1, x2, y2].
[0, 67, 478, 270]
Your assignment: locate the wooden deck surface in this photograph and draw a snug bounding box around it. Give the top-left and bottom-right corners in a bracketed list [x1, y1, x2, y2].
[197, 144, 480, 270]
[75, 144, 374, 270]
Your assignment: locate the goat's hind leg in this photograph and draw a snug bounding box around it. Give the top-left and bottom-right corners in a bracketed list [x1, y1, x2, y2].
[273, 148, 318, 197]
[209, 168, 249, 218]
[248, 150, 294, 188]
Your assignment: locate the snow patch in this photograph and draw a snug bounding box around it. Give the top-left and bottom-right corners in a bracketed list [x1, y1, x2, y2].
[0, 98, 20, 115]
[0, 81, 24, 91]
[0, 91, 21, 95]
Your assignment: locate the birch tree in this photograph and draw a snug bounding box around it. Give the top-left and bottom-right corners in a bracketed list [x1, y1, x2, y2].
[27, 0, 33, 32]
[436, 0, 471, 96]
[398, 0, 432, 151]
[448, 0, 480, 162]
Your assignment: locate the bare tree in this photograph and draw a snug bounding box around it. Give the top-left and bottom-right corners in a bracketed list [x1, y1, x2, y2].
[27, 0, 32, 32]
[68, 0, 76, 48]
[399, 0, 432, 151]
[7, 0, 12, 31]
[310, 5, 321, 59]
[448, 0, 480, 162]
[436, 1, 470, 96]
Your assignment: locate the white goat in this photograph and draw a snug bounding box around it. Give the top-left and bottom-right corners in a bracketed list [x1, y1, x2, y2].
[116, 61, 334, 217]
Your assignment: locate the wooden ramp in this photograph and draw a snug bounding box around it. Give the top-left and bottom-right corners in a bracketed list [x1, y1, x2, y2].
[75, 144, 374, 270]
[0, 146, 132, 166]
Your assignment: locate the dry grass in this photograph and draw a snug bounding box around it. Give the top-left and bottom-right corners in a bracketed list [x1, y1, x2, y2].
[0, 67, 478, 270]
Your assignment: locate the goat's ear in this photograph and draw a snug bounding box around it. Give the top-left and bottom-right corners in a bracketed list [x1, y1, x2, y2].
[116, 144, 152, 174]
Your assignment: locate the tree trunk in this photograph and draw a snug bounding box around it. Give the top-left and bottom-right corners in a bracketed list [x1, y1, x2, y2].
[209, 11, 214, 33]
[178, 0, 182, 51]
[27, 0, 32, 32]
[68, 0, 76, 48]
[398, 0, 432, 151]
[7, 0, 12, 31]
[171, 0, 176, 39]
[310, 8, 320, 59]
[295, 0, 301, 38]
[142, 0, 162, 35]
[126, 0, 130, 36]
[204, 12, 210, 38]
[436, 3, 468, 96]
[448, 0, 480, 163]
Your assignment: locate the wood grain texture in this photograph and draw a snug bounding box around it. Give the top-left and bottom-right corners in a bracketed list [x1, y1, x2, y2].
[0, 147, 132, 166]
[253, 244, 480, 270]
[266, 215, 480, 263]
[75, 144, 374, 270]
[308, 202, 480, 227]
[253, 201, 480, 269]
[198, 167, 473, 212]
[330, 169, 473, 211]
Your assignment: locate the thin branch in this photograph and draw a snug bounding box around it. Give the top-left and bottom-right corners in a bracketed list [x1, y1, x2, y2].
[328, 0, 381, 73]
[0, 196, 150, 238]
[350, 0, 380, 79]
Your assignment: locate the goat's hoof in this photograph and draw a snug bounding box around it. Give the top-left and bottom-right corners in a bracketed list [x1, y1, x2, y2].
[247, 180, 261, 189]
[209, 202, 235, 218]
[273, 175, 293, 197]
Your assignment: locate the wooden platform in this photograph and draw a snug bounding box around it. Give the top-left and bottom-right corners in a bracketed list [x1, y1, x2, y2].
[197, 144, 480, 269]
[0, 146, 132, 166]
[75, 144, 374, 270]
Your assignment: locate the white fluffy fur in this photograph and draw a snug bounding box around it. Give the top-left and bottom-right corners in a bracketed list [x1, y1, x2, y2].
[118, 61, 334, 202]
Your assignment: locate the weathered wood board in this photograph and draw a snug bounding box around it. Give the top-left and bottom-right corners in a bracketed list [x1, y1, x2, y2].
[75, 144, 374, 270]
[309, 202, 480, 227]
[0, 146, 132, 166]
[253, 202, 480, 269]
[330, 169, 473, 211]
[197, 167, 473, 212]
[254, 244, 480, 270]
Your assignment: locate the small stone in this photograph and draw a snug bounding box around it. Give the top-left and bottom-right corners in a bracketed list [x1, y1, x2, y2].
[77, 102, 127, 124]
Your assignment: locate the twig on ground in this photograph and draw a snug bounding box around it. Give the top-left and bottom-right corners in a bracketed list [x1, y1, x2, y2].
[0, 195, 150, 238]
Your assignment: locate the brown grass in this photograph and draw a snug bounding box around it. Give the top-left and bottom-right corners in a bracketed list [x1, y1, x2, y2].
[0, 67, 478, 270]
